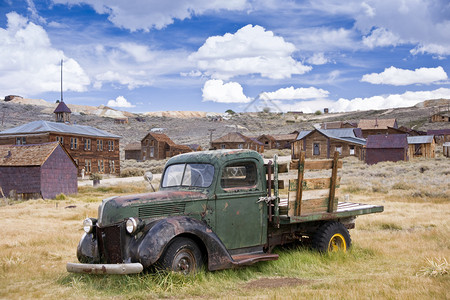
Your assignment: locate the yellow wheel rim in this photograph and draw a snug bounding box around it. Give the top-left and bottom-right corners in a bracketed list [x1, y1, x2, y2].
[328, 233, 347, 252]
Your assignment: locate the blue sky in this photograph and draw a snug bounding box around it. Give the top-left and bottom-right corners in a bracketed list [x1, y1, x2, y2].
[0, 0, 449, 113]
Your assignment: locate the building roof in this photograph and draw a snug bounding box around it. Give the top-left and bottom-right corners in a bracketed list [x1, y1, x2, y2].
[0, 120, 121, 139]
[0, 142, 73, 167]
[142, 132, 176, 145]
[320, 121, 344, 129]
[407, 135, 435, 144]
[296, 128, 366, 145]
[358, 118, 397, 130]
[427, 129, 450, 135]
[124, 142, 141, 151]
[272, 133, 298, 141]
[212, 132, 263, 145]
[170, 144, 193, 152]
[53, 101, 71, 113]
[366, 134, 408, 149]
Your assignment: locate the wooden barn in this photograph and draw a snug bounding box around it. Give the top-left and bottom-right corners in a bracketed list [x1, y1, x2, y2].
[0, 120, 121, 176]
[124, 142, 142, 160]
[358, 118, 398, 138]
[211, 132, 264, 153]
[141, 132, 192, 160]
[365, 134, 408, 165]
[427, 129, 450, 145]
[291, 128, 366, 160]
[0, 142, 77, 199]
[257, 133, 298, 150]
[407, 135, 435, 159]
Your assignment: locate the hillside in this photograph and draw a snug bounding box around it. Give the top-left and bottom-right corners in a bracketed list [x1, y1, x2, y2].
[1, 97, 449, 153]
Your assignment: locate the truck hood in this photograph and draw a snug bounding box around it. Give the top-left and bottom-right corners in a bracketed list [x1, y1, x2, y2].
[98, 190, 208, 227]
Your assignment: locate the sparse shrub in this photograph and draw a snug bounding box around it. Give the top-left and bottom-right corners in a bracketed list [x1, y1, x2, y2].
[54, 193, 67, 200]
[89, 173, 103, 180]
[314, 110, 322, 115]
[371, 182, 388, 193]
[379, 223, 402, 231]
[417, 257, 449, 277]
[120, 168, 145, 178]
[392, 182, 414, 190]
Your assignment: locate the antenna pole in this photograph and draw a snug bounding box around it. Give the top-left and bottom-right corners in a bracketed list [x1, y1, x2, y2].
[61, 59, 63, 102]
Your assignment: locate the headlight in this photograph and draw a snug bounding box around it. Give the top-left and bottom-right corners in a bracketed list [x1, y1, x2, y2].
[126, 217, 139, 235]
[83, 218, 96, 234]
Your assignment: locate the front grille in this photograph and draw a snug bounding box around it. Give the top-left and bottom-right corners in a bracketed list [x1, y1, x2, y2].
[97, 224, 123, 264]
[138, 202, 186, 218]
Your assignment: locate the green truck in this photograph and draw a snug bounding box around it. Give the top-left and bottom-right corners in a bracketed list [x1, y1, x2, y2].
[67, 149, 383, 275]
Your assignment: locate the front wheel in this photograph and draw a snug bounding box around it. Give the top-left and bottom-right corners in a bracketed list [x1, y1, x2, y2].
[158, 237, 203, 274]
[312, 222, 351, 252]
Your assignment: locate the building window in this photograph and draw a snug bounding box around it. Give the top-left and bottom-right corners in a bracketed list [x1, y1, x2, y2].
[238, 144, 243, 149]
[108, 140, 115, 151]
[349, 146, 355, 155]
[221, 144, 226, 149]
[97, 139, 103, 151]
[313, 143, 320, 155]
[414, 144, 422, 155]
[85, 159, 92, 173]
[56, 136, 64, 145]
[150, 147, 155, 157]
[70, 138, 78, 149]
[335, 146, 342, 155]
[84, 139, 91, 150]
[98, 160, 104, 173]
[109, 160, 115, 174]
[16, 137, 26, 145]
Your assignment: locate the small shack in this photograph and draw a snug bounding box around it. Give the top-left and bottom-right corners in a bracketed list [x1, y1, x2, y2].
[407, 135, 435, 159]
[0, 142, 77, 199]
[124, 142, 142, 160]
[427, 129, 450, 145]
[365, 134, 408, 165]
[443, 142, 450, 158]
[211, 132, 264, 153]
[257, 133, 297, 150]
[358, 118, 398, 138]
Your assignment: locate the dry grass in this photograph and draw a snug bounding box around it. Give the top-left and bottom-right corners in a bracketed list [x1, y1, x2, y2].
[0, 158, 449, 299]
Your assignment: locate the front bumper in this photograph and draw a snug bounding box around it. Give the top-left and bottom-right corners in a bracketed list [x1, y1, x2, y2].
[66, 262, 143, 275]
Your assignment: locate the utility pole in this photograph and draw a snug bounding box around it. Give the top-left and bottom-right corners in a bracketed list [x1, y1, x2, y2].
[208, 129, 216, 150]
[60, 59, 63, 102]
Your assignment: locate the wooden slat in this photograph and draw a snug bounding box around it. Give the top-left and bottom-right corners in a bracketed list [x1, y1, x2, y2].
[288, 177, 341, 191]
[267, 180, 284, 190]
[288, 197, 329, 216]
[295, 152, 305, 216]
[328, 151, 339, 213]
[290, 159, 343, 170]
[288, 189, 330, 201]
[266, 163, 288, 173]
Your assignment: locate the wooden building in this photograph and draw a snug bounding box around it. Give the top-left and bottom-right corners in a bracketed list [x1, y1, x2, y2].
[427, 129, 450, 145]
[0, 120, 121, 176]
[443, 142, 450, 158]
[124, 142, 142, 160]
[430, 112, 450, 123]
[365, 134, 408, 165]
[141, 132, 192, 160]
[257, 133, 298, 150]
[358, 118, 398, 138]
[0, 142, 77, 199]
[407, 135, 435, 159]
[291, 128, 366, 160]
[211, 132, 264, 153]
[320, 121, 357, 129]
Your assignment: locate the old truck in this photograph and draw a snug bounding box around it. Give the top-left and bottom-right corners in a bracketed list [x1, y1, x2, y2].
[67, 149, 383, 275]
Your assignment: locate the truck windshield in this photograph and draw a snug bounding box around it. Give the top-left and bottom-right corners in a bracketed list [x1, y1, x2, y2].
[161, 163, 215, 188]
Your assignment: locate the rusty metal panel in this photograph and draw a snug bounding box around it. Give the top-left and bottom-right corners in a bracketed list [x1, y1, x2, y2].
[97, 225, 123, 264]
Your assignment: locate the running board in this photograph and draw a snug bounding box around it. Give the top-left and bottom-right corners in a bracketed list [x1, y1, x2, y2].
[231, 253, 279, 266]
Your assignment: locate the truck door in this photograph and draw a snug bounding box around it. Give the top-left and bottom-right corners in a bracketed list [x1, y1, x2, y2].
[214, 159, 267, 250]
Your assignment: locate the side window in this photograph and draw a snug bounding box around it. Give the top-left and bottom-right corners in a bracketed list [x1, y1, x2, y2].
[221, 162, 258, 189]
[313, 143, 320, 155]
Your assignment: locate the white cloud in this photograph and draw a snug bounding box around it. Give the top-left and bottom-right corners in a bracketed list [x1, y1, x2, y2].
[361, 66, 448, 85]
[363, 27, 401, 48]
[53, 0, 249, 31]
[260, 86, 329, 100]
[0, 12, 90, 96]
[190, 24, 312, 80]
[202, 79, 251, 103]
[289, 27, 358, 52]
[107, 96, 135, 108]
[306, 52, 329, 65]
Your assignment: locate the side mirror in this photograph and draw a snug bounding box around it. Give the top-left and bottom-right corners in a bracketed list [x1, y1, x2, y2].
[144, 171, 153, 182]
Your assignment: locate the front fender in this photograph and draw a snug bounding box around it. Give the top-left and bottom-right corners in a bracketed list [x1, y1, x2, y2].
[77, 233, 100, 264]
[132, 216, 234, 271]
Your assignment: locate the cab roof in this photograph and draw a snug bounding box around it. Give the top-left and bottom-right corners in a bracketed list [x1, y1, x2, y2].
[166, 149, 264, 166]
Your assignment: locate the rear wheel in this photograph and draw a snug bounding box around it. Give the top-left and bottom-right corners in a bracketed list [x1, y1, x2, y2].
[312, 222, 351, 252]
[158, 237, 203, 274]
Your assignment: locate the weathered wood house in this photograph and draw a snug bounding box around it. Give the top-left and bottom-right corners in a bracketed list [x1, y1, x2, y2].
[443, 142, 450, 158]
[358, 118, 398, 138]
[0, 120, 121, 176]
[320, 121, 357, 129]
[257, 133, 298, 150]
[141, 132, 192, 160]
[430, 112, 450, 123]
[0, 142, 77, 199]
[365, 134, 408, 165]
[124, 142, 142, 160]
[291, 128, 366, 160]
[407, 135, 435, 159]
[427, 129, 450, 145]
[211, 132, 264, 153]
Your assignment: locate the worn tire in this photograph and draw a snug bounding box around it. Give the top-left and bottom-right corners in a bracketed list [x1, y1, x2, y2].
[158, 237, 203, 274]
[312, 222, 351, 252]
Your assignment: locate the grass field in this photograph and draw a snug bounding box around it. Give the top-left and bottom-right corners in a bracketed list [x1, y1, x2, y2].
[0, 156, 449, 299]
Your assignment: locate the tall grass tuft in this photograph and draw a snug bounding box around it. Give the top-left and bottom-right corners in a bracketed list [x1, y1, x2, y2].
[417, 257, 449, 277]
